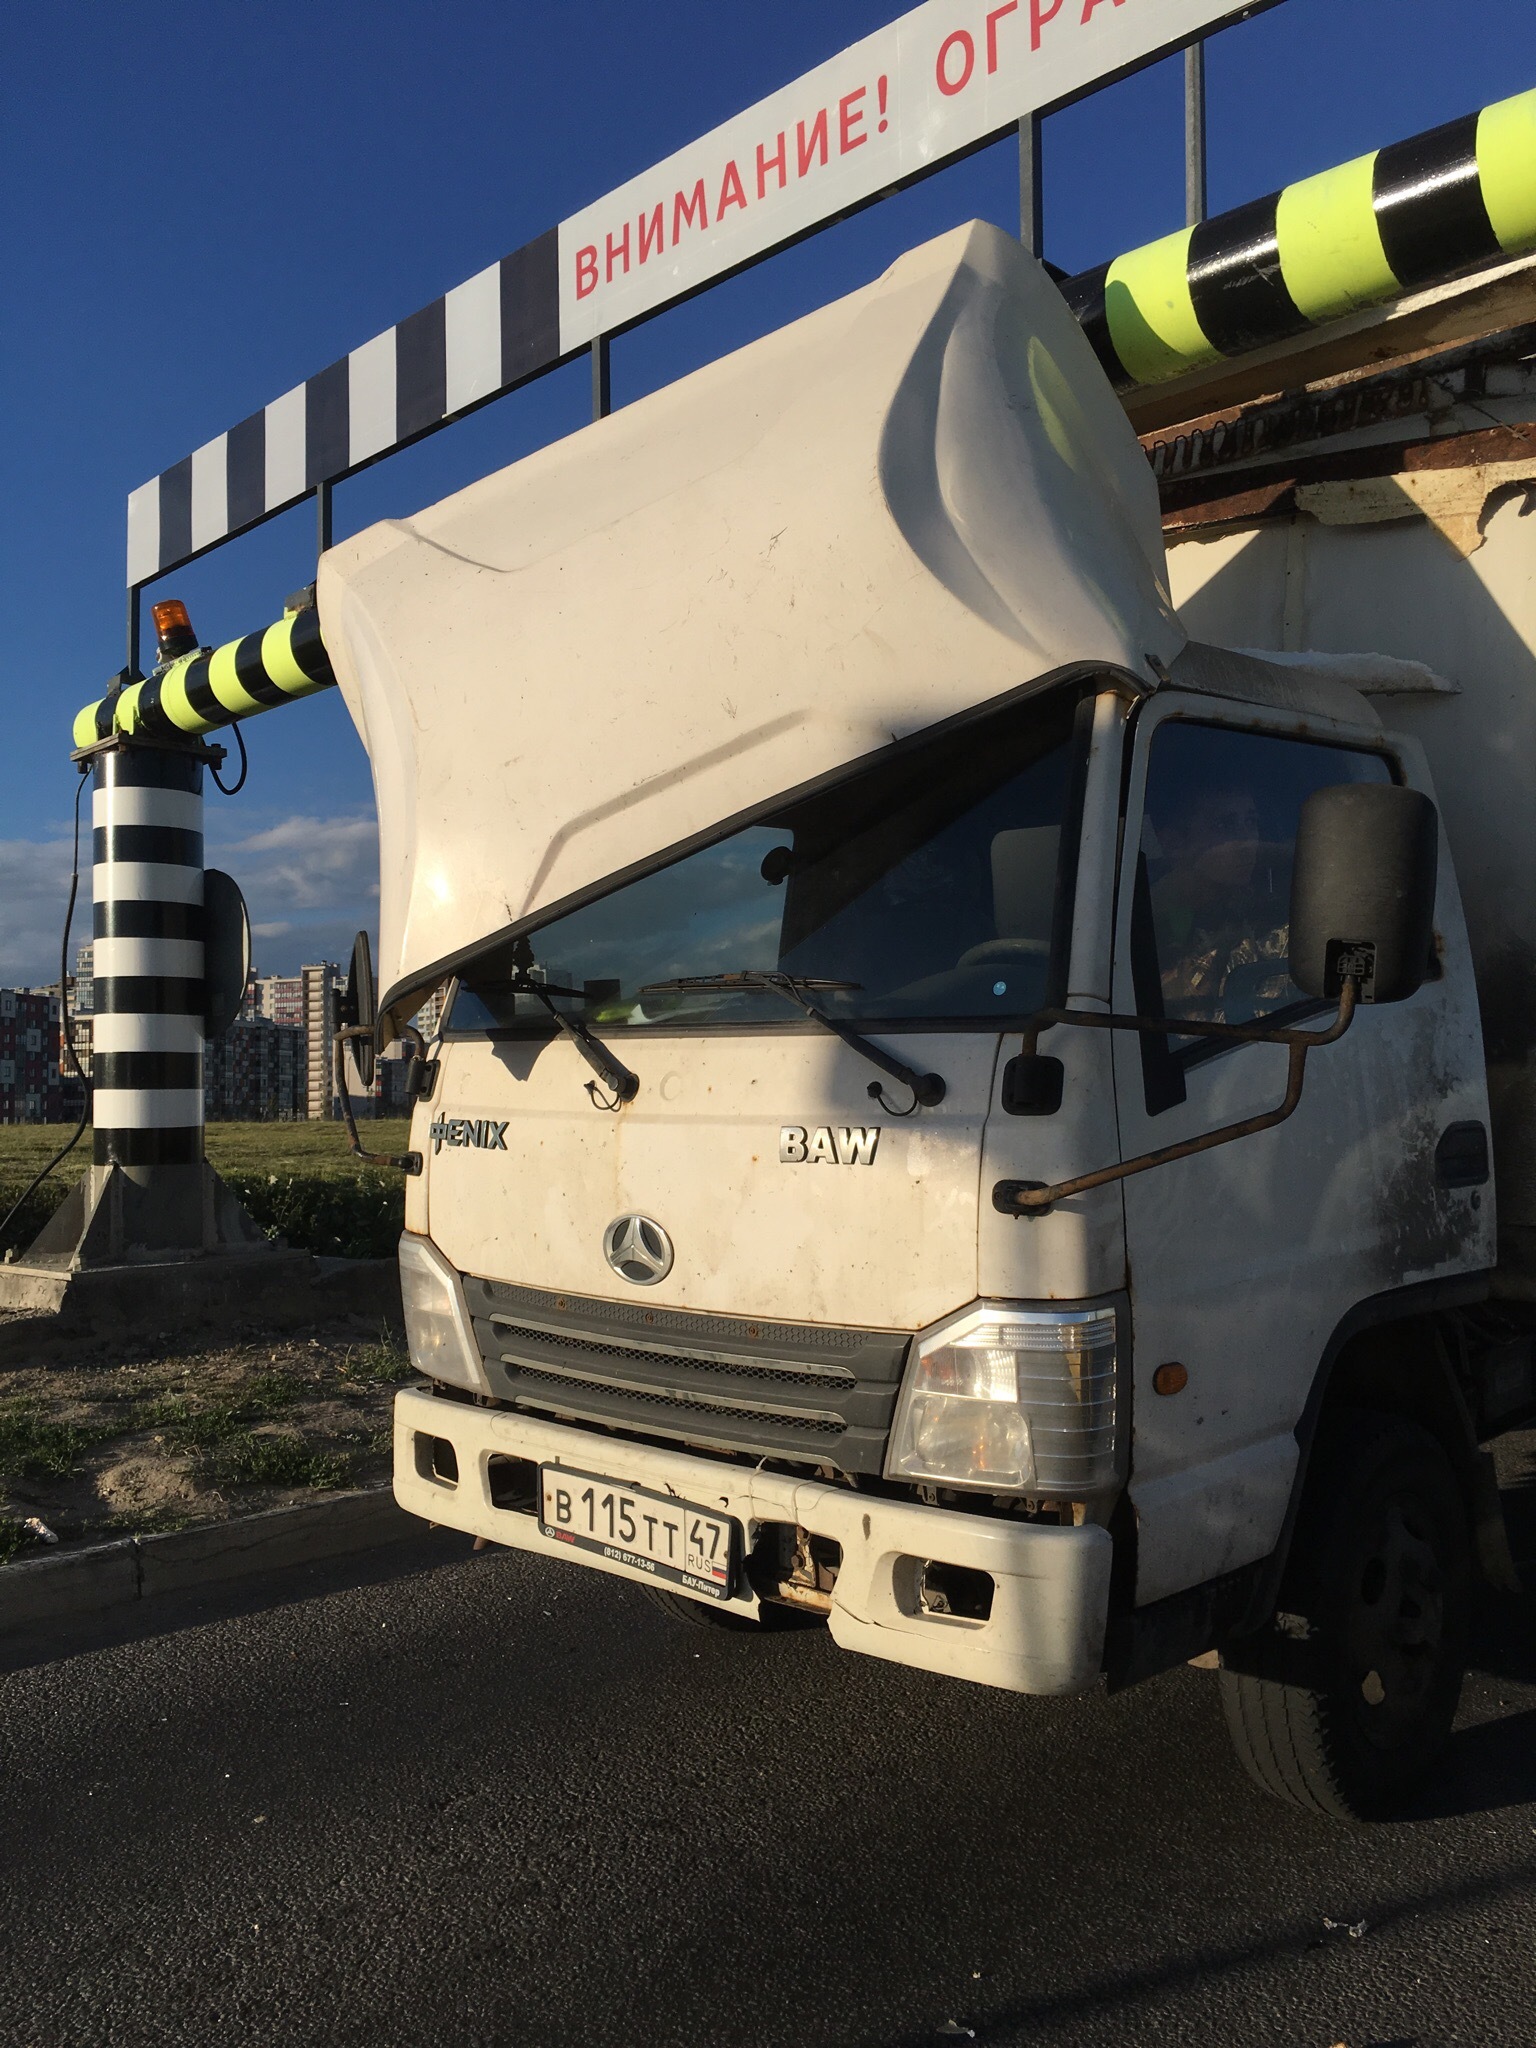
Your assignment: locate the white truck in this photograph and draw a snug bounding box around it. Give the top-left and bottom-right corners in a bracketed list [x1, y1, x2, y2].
[320, 222, 1534, 1820]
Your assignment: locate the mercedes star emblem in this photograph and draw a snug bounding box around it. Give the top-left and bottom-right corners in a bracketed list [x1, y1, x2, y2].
[603, 1212, 675, 1286]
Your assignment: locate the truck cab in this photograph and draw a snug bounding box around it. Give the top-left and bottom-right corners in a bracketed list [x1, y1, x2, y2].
[321, 221, 1534, 1819]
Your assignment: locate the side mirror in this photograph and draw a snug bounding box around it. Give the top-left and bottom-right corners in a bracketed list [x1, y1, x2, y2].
[1290, 784, 1438, 1005]
[202, 870, 252, 1038]
[339, 930, 377, 1088]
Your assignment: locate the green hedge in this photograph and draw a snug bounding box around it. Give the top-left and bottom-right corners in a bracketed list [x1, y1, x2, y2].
[0, 1165, 404, 1262]
[222, 1170, 405, 1260]
[0, 1180, 72, 1257]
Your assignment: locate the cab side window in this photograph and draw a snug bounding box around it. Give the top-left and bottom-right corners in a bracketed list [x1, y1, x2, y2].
[1132, 722, 1392, 1111]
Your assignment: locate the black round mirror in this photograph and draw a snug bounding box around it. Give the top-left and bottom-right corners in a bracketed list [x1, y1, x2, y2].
[346, 930, 377, 1089]
[202, 870, 252, 1039]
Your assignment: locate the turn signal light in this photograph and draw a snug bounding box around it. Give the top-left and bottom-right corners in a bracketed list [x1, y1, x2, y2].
[398, 1232, 489, 1393]
[887, 1303, 1118, 1495]
[151, 598, 199, 662]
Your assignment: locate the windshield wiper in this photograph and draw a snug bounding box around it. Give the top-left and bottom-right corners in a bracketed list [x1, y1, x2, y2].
[509, 936, 638, 1110]
[641, 971, 946, 1114]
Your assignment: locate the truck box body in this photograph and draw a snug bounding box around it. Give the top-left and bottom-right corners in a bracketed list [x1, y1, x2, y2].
[318, 222, 1527, 1709]
[1167, 498, 1536, 1299]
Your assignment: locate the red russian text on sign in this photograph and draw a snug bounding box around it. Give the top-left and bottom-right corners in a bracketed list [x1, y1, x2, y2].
[1031, 0, 1065, 49]
[839, 87, 868, 152]
[560, 0, 1266, 347]
[758, 133, 787, 198]
[936, 31, 975, 96]
[986, 4, 1020, 70]
[798, 109, 829, 175]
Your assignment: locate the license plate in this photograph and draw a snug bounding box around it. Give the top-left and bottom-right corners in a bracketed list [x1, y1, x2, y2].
[538, 1465, 739, 1600]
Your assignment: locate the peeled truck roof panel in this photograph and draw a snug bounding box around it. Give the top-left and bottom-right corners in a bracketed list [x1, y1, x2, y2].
[318, 220, 1186, 1019]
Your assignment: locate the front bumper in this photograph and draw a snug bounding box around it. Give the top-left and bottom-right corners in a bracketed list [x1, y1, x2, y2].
[394, 1387, 1113, 1695]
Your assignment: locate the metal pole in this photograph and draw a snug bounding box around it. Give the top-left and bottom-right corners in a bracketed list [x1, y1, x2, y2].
[1019, 114, 1044, 257]
[91, 741, 207, 1247]
[591, 335, 611, 420]
[316, 477, 334, 557]
[1185, 40, 1208, 227]
[126, 585, 141, 678]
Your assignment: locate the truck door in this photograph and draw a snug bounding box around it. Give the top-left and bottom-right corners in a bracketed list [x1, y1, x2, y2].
[1110, 700, 1452, 1607]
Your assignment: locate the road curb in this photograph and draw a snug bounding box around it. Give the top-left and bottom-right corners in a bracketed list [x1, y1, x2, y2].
[0, 1487, 419, 1632]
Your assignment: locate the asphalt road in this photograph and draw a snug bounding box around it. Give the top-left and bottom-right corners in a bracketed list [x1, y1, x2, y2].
[2, 1450, 1533, 2048]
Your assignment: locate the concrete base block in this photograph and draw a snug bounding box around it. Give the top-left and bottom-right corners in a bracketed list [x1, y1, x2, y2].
[22, 1161, 270, 1268]
[0, 1252, 402, 1362]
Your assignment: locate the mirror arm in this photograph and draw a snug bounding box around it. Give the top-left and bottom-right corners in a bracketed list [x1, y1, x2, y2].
[395, 1019, 439, 1102]
[994, 981, 1357, 1217]
[334, 1024, 423, 1174]
[1021, 990, 1355, 1053]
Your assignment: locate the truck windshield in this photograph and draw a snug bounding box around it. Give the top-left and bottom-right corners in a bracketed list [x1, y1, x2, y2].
[449, 684, 1084, 1034]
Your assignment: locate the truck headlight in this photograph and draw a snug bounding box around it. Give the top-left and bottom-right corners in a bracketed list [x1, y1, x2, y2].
[398, 1233, 488, 1394]
[886, 1304, 1118, 1495]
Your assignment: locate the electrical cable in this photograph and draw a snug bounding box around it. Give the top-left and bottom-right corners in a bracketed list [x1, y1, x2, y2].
[0, 767, 93, 1255]
[209, 718, 248, 795]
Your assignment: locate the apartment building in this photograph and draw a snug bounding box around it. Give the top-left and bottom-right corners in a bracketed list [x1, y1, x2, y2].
[0, 989, 64, 1123]
[2, 951, 401, 1126]
[411, 983, 450, 1040]
[204, 1015, 305, 1121]
[247, 964, 340, 1118]
[248, 961, 349, 1118]
[73, 942, 94, 1018]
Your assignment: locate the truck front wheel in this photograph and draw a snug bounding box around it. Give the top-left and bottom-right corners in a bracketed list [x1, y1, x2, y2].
[1218, 1410, 1470, 1820]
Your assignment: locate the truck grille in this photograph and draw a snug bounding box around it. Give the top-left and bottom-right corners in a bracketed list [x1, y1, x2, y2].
[491, 1321, 848, 1392]
[463, 1276, 911, 1474]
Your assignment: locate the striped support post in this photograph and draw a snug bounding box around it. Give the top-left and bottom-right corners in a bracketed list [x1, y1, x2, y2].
[91, 744, 206, 1241]
[1064, 88, 1536, 393]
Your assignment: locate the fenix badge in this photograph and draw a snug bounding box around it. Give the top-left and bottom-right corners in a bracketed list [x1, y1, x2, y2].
[430, 1117, 509, 1155]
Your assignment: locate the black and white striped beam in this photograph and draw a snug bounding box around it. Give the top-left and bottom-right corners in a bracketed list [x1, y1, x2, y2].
[126, 232, 559, 587]
[91, 747, 205, 1169]
[124, 85, 1535, 586]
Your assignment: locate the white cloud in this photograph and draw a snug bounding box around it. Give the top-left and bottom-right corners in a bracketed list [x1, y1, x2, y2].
[206, 808, 380, 975]
[0, 808, 383, 987]
[0, 834, 87, 988]
[206, 808, 378, 909]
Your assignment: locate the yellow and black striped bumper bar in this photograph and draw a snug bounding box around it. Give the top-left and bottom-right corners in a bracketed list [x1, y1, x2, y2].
[73, 606, 335, 750]
[1063, 88, 1536, 392]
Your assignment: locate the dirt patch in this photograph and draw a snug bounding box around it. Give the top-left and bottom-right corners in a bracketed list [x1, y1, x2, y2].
[0, 1318, 415, 1564]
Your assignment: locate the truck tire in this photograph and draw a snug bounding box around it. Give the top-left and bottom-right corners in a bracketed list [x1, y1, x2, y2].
[640, 1586, 817, 1632]
[1218, 1409, 1470, 1821]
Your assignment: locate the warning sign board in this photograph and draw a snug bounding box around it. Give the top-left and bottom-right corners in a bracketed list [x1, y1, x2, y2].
[127, 0, 1271, 585]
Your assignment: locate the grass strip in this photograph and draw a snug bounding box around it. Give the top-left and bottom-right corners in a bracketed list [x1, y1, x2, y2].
[0, 1515, 39, 1565]
[0, 1125, 411, 1260]
[206, 1432, 352, 1490]
[338, 1333, 413, 1386]
[0, 1402, 102, 1481]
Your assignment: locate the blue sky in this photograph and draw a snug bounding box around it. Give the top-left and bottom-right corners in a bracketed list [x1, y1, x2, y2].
[4, 0, 1533, 983]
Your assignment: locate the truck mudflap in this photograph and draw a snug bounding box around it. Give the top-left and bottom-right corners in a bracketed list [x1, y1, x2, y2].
[393, 1387, 1113, 1696]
